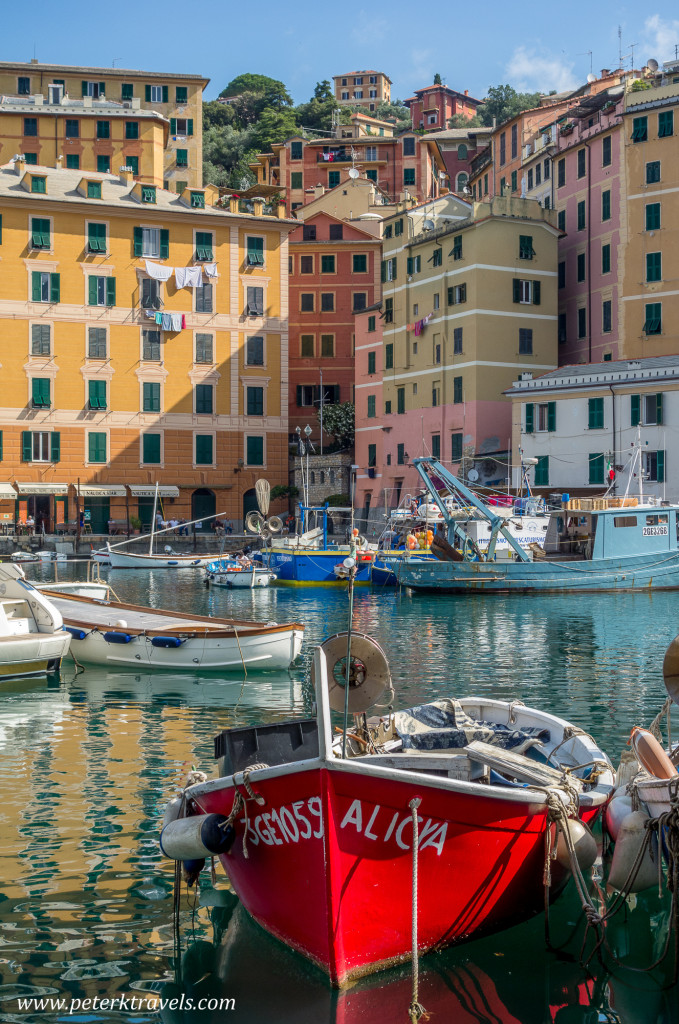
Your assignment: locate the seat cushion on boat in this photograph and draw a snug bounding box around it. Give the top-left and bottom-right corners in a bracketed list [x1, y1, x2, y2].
[393, 699, 549, 753]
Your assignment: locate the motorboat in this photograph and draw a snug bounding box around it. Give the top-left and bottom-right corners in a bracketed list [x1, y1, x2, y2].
[37, 580, 111, 602]
[0, 563, 71, 678]
[161, 631, 614, 986]
[258, 504, 375, 585]
[44, 590, 304, 671]
[205, 559, 276, 589]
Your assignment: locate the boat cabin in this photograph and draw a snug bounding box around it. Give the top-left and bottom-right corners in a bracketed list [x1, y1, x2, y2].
[0, 599, 38, 636]
[543, 504, 677, 560]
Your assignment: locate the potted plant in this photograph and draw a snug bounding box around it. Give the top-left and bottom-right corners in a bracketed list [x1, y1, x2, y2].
[129, 515, 142, 534]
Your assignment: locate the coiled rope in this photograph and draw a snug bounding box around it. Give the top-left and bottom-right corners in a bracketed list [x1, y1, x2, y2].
[219, 763, 270, 860]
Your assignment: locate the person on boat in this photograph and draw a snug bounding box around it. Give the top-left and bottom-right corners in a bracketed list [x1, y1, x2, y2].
[237, 552, 252, 568]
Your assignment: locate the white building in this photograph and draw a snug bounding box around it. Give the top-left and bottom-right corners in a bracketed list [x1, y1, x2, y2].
[507, 356, 679, 500]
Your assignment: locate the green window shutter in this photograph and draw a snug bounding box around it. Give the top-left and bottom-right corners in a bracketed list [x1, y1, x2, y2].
[50, 431, 60, 462]
[170, 117, 177, 135]
[589, 453, 604, 485]
[143, 382, 160, 412]
[246, 436, 264, 465]
[407, 257, 413, 275]
[50, 274, 60, 303]
[368, 351, 376, 374]
[588, 398, 603, 430]
[381, 261, 386, 283]
[82, 81, 88, 97]
[31, 271, 41, 302]
[646, 252, 661, 282]
[296, 385, 302, 406]
[160, 229, 169, 259]
[195, 434, 213, 465]
[145, 84, 151, 102]
[88, 432, 106, 463]
[397, 388, 405, 414]
[106, 277, 116, 307]
[133, 227, 143, 257]
[99, 82, 105, 96]
[657, 392, 663, 425]
[22, 431, 32, 461]
[89, 380, 106, 409]
[525, 403, 534, 433]
[535, 456, 549, 487]
[532, 281, 541, 305]
[385, 344, 393, 369]
[602, 244, 611, 274]
[187, 118, 193, 136]
[657, 450, 665, 483]
[547, 402, 556, 432]
[143, 433, 161, 464]
[162, 85, 169, 103]
[88, 276, 98, 305]
[513, 278, 521, 303]
[630, 394, 640, 426]
[367, 395, 376, 418]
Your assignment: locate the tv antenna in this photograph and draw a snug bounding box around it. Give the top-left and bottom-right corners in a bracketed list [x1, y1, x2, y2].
[578, 50, 593, 76]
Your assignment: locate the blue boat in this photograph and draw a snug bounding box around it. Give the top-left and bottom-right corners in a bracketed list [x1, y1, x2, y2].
[258, 504, 374, 586]
[393, 457, 679, 594]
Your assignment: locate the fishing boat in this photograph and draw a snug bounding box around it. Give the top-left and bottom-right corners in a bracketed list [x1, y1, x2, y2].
[205, 558, 277, 589]
[391, 455, 679, 594]
[258, 504, 375, 585]
[44, 590, 304, 671]
[162, 630, 614, 986]
[106, 483, 217, 569]
[0, 563, 71, 677]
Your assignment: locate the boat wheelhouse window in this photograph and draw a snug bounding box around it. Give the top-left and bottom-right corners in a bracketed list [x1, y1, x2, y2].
[646, 514, 668, 526]
[614, 516, 637, 528]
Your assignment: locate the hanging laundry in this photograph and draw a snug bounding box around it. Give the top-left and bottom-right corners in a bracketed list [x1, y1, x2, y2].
[414, 320, 423, 337]
[144, 260, 173, 282]
[161, 312, 173, 331]
[175, 266, 202, 288]
[170, 312, 183, 332]
[181, 314, 186, 329]
[203, 263, 219, 278]
[144, 309, 157, 320]
[155, 311, 163, 325]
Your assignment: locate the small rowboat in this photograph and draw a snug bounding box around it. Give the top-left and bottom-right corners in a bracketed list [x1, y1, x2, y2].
[206, 559, 277, 589]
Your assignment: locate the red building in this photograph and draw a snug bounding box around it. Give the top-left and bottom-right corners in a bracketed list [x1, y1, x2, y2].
[405, 84, 482, 132]
[288, 211, 381, 440]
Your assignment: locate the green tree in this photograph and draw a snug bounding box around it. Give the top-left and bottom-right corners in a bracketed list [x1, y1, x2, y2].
[219, 74, 292, 108]
[202, 99, 235, 130]
[477, 84, 542, 127]
[202, 123, 256, 187]
[295, 83, 339, 134]
[320, 402, 354, 449]
[434, 73, 442, 85]
[249, 107, 299, 153]
[314, 80, 333, 100]
[448, 113, 483, 129]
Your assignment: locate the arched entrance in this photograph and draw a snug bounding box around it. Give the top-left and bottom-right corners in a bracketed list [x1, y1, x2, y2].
[191, 488, 216, 532]
[242, 488, 258, 524]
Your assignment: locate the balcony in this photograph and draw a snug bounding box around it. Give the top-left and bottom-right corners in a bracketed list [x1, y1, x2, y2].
[470, 148, 491, 177]
[317, 148, 351, 163]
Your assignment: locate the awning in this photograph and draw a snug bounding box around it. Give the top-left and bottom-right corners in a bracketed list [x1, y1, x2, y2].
[0, 484, 17, 499]
[77, 484, 127, 497]
[129, 485, 180, 498]
[15, 483, 69, 495]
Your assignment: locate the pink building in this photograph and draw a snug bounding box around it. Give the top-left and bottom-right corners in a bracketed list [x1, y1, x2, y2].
[354, 303, 384, 512]
[405, 83, 482, 132]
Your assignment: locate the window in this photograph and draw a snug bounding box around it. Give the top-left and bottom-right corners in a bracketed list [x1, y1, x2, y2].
[122, 83, 133, 100]
[447, 283, 467, 305]
[300, 293, 314, 312]
[88, 275, 116, 307]
[88, 327, 107, 359]
[87, 432, 107, 464]
[196, 283, 213, 313]
[141, 278, 161, 310]
[18, 77, 30, 95]
[602, 135, 612, 167]
[24, 117, 37, 137]
[602, 300, 612, 333]
[499, 132, 506, 165]
[87, 222, 107, 253]
[320, 334, 334, 357]
[431, 434, 441, 459]
[397, 443, 405, 465]
[147, 84, 168, 104]
[291, 172, 303, 189]
[385, 401, 392, 415]
[557, 158, 565, 187]
[97, 155, 110, 174]
[87, 181, 102, 199]
[403, 168, 416, 186]
[512, 279, 540, 305]
[367, 395, 376, 418]
[32, 378, 51, 408]
[631, 392, 663, 427]
[577, 148, 586, 178]
[246, 335, 264, 365]
[31, 176, 46, 194]
[433, 293, 440, 310]
[450, 235, 463, 260]
[24, 430, 54, 462]
[354, 90, 363, 99]
[246, 236, 264, 267]
[246, 436, 264, 466]
[534, 402, 556, 433]
[451, 433, 462, 462]
[558, 313, 567, 345]
[366, 169, 377, 182]
[396, 387, 405, 414]
[646, 203, 661, 230]
[65, 119, 79, 138]
[125, 156, 139, 176]
[577, 253, 586, 282]
[453, 327, 463, 353]
[142, 331, 161, 362]
[195, 434, 214, 466]
[589, 453, 604, 485]
[384, 225, 392, 239]
[577, 201, 586, 230]
[328, 170, 340, 188]
[134, 226, 164, 259]
[646, 161, 661, 184]
[527, 169, 534, 191]
[644, 302, 662, 335]
[403, 136, 415, 156]
[171, 83, 187, 103]
[384, 298, 393, 323]
[659, 110, 674, 138]
[535, 165, 541, 186]
[602, 243, 611, 274]
[246, 286, 263, 317]
[407, 255, 421, 274]
[394, 219, 403, 237]
[353, 254, 367, 273]
[122, 121, 139, 141]
[195, 384, 214, 414]
[195, 333, 213, 363]
[578, 307, 587, 338]
[588, 397, 604, 430]
[519, 328, 533, 354]
[631, 116, 648, 142]
[534, 456, 549, 487]
[24, 153, 37, 164]
[368, 316, 376, 333]
[368, 444, 377, 467]
[190, 191, 205, 209]
[519, 235, 534, 260]
[430, 247, 442, 267]
[290, 141, 303, 160]
[557, 210, 566, 232]
[83, 80, 105, 99]
[300, 335, 314, 357]
[302, 224, 316, 241]
[643, 450, 665, 483]
[646, 252, 662, 282]
[141, 185, 156, 204]
[602, 189, 611, 221]
[558, 261, 566, 288]
[432, 381, 440, 407]
[385, 343, 393, 368]
[88, 380, 107, 410]
[176, 149, 188, 168]
[142, 381, 161, 412]
[353, 293, 367, 312]
[368, 351, 376, 375]
[31, 323, 51, 356]
[321, 293, 334, 312]
[321, 254, 335, 274]
[544, 159, 550, 180]
[31, 271, 59, 303]
[453, 376, 463, 404]
[142, 433, 161, 464]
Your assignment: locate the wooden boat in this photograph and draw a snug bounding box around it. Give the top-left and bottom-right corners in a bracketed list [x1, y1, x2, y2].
[106, 483, 217, 569]
[167, 632, 614, 985]
[205, 559, 277, 589]
[45, 590, 304, 671]
[0, 564, 71, 677]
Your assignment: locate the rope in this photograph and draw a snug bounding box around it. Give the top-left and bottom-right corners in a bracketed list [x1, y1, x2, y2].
[648, 697, 673, 742]
[232, 624, 247, 679]
[407, 797, 428, 1024]
[507, 699, 525, 724]
[219, 763, 269, 860]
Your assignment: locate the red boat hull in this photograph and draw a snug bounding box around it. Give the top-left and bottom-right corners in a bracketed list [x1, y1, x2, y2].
[194, 764, 600, 987]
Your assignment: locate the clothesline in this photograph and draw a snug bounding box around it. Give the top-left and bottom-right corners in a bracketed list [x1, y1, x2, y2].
[144, 260, 219, 286]
[407, 312, 434, 335]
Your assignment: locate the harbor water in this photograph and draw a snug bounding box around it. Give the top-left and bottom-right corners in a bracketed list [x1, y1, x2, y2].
[1, 563, 678, 1021]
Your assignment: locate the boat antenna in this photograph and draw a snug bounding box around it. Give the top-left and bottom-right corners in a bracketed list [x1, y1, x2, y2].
[341, 465, 359, 759]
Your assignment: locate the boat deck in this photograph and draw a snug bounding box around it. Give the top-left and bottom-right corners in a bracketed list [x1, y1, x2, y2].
[48, 595, 263, 634]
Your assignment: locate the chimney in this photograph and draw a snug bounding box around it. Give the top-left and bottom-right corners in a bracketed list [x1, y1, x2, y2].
[464, 89, 469, 96]
[601, 69, 610, 78]
[314, 184, 325, 198]
[119, 165, 134, 185]
[14, 155, 25, 176]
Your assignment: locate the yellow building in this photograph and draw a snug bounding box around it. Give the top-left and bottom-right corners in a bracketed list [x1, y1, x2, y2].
[621, 75, 679, 357]
[333, 71, 391, 110]
[0, 60, 207, 190]
[0, 159, 293, 533]
[0, 97, 166, 186]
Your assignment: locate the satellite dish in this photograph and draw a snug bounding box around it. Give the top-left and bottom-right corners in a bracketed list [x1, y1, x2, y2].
[647, 58, 659, 72]
[423, 219, 435, 231]
[587, 73, 596, 83]
[348, 167, 359, 179]
[467, 468, 479, 482]
[316, 632, 392, 714]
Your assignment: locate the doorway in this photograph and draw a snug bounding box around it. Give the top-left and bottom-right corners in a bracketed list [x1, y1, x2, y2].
[192, 488, 216, 531]
[242, 488, 258, 524]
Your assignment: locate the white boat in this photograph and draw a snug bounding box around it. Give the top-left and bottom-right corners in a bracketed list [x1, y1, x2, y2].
[10, 551, 39, 564]
[206, 559, 276, 589]
[107, 547, 214, 569]
[92, 547, 111, 565]
[0, 564, 71, 678]
[37, 581, 111, 602]
[44, 590, 304, 671]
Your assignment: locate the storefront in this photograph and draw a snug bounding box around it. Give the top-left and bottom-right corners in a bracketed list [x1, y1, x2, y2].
[75, 484, 127, 534]
[14, 482, 69, 533]
[128, 486, 180, 531]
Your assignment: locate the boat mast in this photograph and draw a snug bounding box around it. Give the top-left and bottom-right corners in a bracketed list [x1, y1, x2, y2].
[149, 482, 159, 555]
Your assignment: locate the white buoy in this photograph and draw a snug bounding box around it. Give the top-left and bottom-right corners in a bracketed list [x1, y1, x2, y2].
[555, 817, 597, 871]
[160, 813, 234, 860]
[604, 793, 634, 842]
[608, 810, 657, 892]
[161, 796, 183, 831]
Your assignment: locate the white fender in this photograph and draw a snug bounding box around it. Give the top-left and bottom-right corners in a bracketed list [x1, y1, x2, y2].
[555, 818, 597, 871]
[162, 796, 183, 831]
[160, 813, 233, 860]
[604, 793, 634, 842]
[608, 810, 657, 892]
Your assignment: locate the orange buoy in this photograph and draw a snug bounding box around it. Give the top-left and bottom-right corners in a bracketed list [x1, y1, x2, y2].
[406, 534, 417, 550]
[630, 726, 678, 781]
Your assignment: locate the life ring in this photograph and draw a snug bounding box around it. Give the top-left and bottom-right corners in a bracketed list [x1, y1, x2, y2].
[630, 727, 678, 780]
